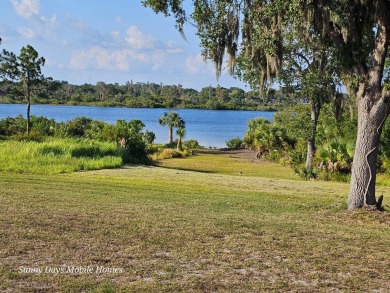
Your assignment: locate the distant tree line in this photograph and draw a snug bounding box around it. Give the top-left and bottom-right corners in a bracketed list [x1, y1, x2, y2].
[0, 79, 294, 111]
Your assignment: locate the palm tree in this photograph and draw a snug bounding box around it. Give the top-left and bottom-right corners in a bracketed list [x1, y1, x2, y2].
[158, 112, 185, 144]
[176, 126, 186, 150]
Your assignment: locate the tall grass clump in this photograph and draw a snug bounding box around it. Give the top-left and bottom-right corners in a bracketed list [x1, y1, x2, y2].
[0, 138, 123, 174]
[151, 148, 189, 160]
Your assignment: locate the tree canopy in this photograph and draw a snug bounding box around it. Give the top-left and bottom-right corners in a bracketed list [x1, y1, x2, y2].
[0, 45, 46, 133]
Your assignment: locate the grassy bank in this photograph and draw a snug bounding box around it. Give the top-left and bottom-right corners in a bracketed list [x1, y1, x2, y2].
[0, 152, 389, 291]
[0, 138, 122, 174]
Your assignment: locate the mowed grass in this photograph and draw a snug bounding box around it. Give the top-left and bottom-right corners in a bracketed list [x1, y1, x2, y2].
[157, 149, 299, 180]
[0, 150, 389, 291]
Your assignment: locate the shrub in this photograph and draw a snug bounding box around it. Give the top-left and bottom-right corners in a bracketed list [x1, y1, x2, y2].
[163, 141, 178, 149]
[143, 130, 156, 144]
[183, 139, 200, 149]
[122, 135, 149, 164]
[294, 166, 318, 180]
[0, 115, 26, 136]
[244, 118, 295, 153]
[160, 148, 183, 159]
[151, 148, 189, 160]
[226, 137, 243, 149]
[30, 116, 56, 136]
[65, 116, 93, 137]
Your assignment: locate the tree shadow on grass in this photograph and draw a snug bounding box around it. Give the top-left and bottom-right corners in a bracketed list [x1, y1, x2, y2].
[154, 164, 214, 174]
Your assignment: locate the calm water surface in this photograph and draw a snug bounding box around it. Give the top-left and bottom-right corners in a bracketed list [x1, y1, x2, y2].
[0, 104, 274, 148]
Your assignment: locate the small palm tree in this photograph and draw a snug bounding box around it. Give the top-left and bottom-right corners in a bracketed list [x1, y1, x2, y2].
[158, 112, 185, 144]
[176, 126, 186, 150]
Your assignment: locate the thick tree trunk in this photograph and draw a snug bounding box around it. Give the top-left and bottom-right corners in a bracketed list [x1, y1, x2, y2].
[347, 98, 388, 210]
[306, 139, 315, 169]
[346, 1, 390, 210]
[305, 101, 320, 169]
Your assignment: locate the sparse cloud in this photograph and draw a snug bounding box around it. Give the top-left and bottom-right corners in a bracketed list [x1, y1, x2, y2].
[111, 31, 120, 40]
[11, 0, 40, 19]
[10, 0, 58, 40]
[125, 25, 156, 50]
[17, 27, 35, 39]
[185, 54, 213, 75]
[166, 40, 184, 54]
[68, 26, 185, 73]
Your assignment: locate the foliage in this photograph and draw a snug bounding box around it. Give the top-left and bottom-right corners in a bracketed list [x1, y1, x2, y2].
[0, 115, 156, 164]
[225, 137, 242, 149]
[294, 166, 318, 181]
[0, 45, 47, 133]
[0, 79, 285, 111]
[274, 105, 311, 142]
[63, 116, 93, 137]
[143, 130, 156, 144]
[245, 103, 360, 180]
[183, 139, 200, 149]
[244, 118, 295, 153]
[176, 126, 186, 150]
[153, 148, 187, 160]
[158, 111, 185, 144]
[0, 115, 26, 136]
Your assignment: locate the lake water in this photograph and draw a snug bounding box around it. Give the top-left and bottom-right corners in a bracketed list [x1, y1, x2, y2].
[0, 104, 274, 148]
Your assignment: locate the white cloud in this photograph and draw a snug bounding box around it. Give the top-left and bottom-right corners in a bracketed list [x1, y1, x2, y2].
[11, 0, 57, 40]
[125, 25, 156, 50]
[11, 0, 40, 19]
[67, 26, 186, 75]
[166, 40, 184, 54]
[40, 14, 57, 29]
[185, 54, 212, 75]
[69, 46, 149, 71]
[111, 31, 120, 40]
[17, 27, 35, 39]
[151, 51, 166, 71]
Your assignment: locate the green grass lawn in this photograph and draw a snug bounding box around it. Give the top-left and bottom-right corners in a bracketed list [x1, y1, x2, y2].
[0, 149, 389, 292]
[156, 149, 300, 180]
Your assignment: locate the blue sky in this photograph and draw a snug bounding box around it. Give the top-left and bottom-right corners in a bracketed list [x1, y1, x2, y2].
[0, 0, 249, 90]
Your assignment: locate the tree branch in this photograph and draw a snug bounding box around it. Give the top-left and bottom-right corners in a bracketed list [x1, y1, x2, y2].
[367, 0, 390, 100]
[328, 21, 347, 53]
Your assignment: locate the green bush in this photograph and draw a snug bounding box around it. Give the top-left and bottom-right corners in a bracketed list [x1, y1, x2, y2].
[143, 130, 156, 144]
[122, 136, 149, 164]
[294, 166, 318, 180]
[183, 139, 200, 149]
[226, 137, 243, 149]
[244, 118, 295, 153]
[30, 116, 56, 136]
[63, 116, 93, 137]
[0, 115, 26, 136]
